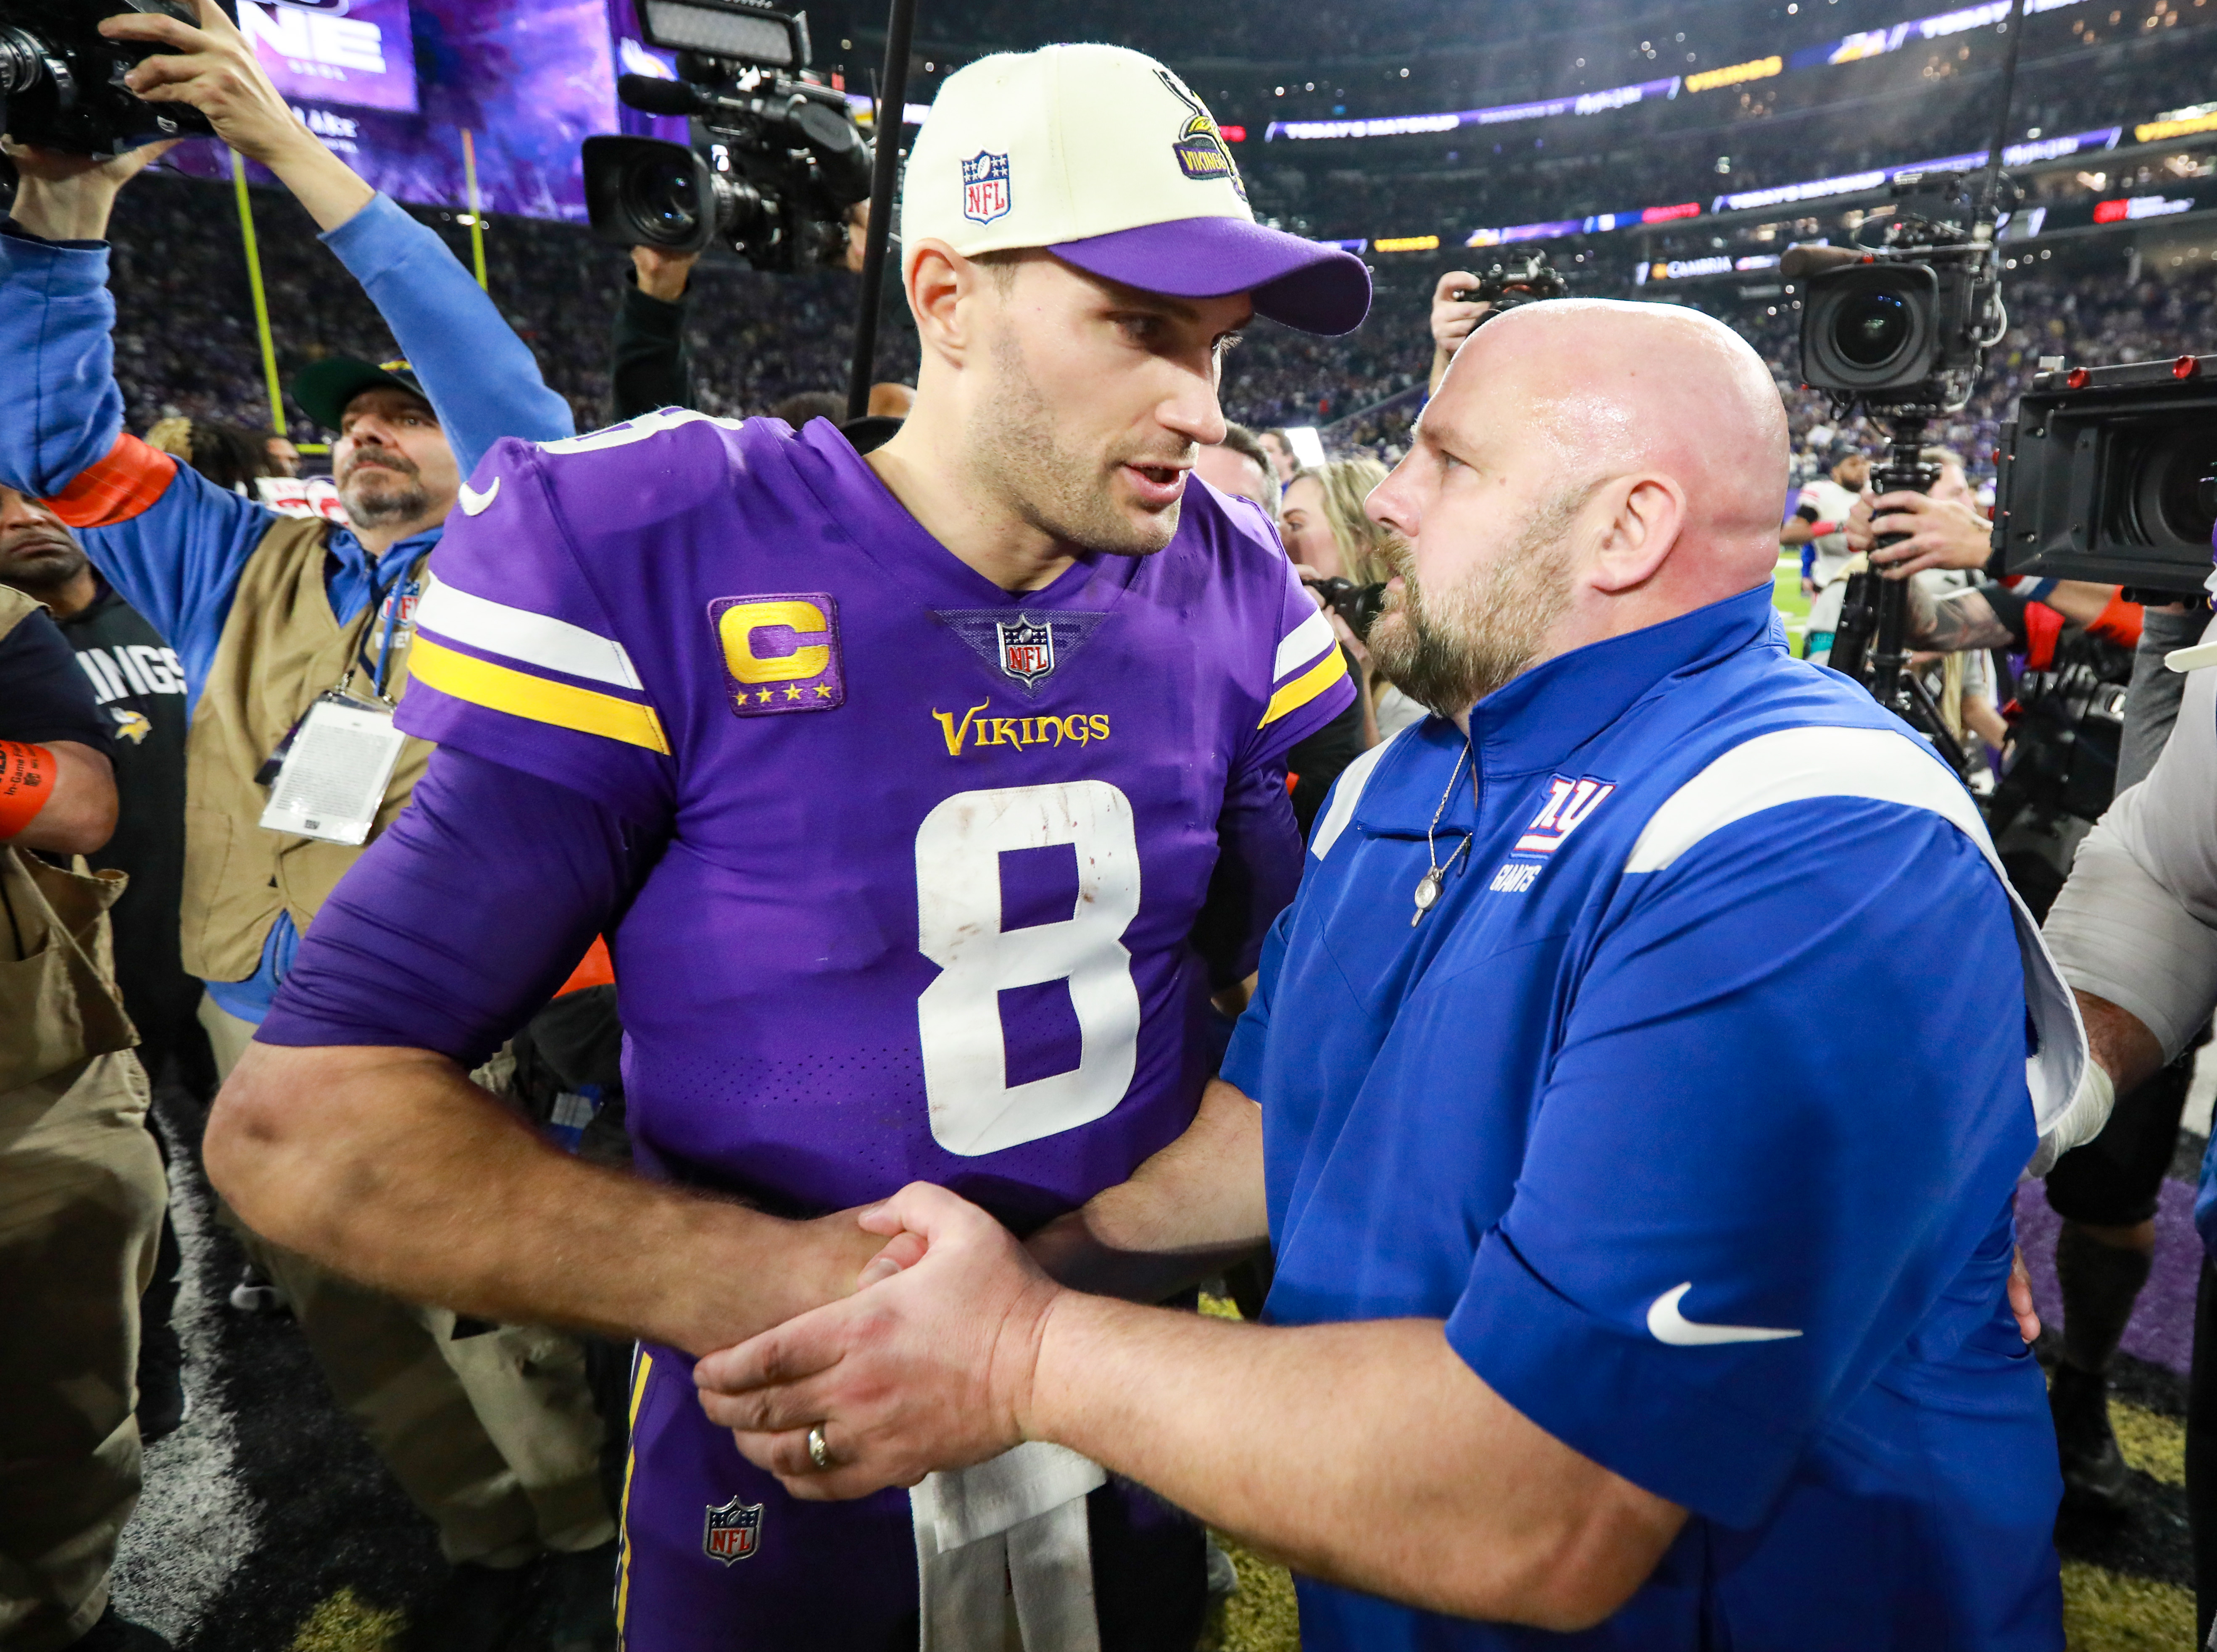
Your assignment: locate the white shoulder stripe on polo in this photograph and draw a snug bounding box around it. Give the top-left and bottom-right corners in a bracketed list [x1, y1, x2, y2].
[1310, 729, 1406, 860]
[1625, 723, 2085, 1133]
[1274, 609, 1335, 683]
[414, 577, 643, 691]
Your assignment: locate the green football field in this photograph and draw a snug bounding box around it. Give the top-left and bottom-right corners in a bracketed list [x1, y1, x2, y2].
[1773, 551, 1812, 651]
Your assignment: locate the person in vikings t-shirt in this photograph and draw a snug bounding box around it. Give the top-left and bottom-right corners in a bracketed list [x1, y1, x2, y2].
[206, 43, 1367, 1652]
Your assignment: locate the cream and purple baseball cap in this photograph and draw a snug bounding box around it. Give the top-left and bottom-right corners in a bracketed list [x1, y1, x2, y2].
[899, 44, 1371, 337]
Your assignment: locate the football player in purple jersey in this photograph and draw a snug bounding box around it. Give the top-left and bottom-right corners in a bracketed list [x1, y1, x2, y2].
[205, 42, 1368, 1652]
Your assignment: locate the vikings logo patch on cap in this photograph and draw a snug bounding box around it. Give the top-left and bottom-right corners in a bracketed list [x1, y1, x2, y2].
[962, 152, 1012, 224]
[1157, 71, 1243, 199]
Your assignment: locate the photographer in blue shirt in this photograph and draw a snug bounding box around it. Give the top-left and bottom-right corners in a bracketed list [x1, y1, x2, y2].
[0, 5, 614, 1641]
[691, 297, 2087, 1649]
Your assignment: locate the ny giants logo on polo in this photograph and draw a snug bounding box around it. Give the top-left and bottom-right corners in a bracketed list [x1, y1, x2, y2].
[1514, 775, 1616, 854]
[961, 151, 1011, 224]
[933, 702, 1111, 757]
[702, 1496, 762, 1564]
[709, 594, 845, 716]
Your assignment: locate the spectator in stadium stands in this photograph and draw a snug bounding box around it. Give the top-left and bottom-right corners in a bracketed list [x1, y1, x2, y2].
[1782, 445, 1867, 600]
[1198, 423, 1363, 837]
[0, 5, 620, 1644]
[694, 298, 2084, 1649]
[0, 485, 198, 1444]
[203, 42, 1368, 1651]
[262, 434, 300, 478]
[0, 585, 169, 1652]
[1256, 426, 1299, 484]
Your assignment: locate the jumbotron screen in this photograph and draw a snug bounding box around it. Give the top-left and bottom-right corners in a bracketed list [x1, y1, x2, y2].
[162, 0, 621, 222]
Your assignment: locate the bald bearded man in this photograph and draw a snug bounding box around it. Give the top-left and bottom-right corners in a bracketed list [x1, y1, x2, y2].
[692, 300, 2081, 1649]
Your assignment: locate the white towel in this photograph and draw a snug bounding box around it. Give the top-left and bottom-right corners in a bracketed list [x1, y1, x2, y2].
[910, 1442, 1107, 1651]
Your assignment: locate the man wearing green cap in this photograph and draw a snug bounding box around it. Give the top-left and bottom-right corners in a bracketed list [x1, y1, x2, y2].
[0, 3, 618, 1645]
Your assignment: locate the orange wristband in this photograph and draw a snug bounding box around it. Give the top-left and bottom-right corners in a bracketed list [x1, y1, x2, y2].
[2089, 589, 2144, 649]
[0, 741, 55, 839]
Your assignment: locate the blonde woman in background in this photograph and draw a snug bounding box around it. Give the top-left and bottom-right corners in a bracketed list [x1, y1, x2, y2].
[1280, 457, 1424, 746]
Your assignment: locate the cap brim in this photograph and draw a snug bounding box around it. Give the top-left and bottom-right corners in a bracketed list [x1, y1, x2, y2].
[1050, 218, 1372, 336]
[292, 358, 429, 431]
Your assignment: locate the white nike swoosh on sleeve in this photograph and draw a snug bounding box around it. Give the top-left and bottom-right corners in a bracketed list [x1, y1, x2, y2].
[458, 476, 501, 516]
[1644, 1283, 1802, 1347]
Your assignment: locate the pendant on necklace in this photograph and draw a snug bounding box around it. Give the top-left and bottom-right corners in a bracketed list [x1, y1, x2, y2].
[1411, 870, 1443, 927]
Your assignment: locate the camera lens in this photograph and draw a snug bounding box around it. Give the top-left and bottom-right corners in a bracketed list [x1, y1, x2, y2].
[2123, 418, 2217, 549]
[627, 153, 701, 241]
[1833, 291, 1913, 371]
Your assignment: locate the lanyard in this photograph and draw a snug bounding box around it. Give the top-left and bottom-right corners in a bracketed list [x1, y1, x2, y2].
[347, 545, 424, 704]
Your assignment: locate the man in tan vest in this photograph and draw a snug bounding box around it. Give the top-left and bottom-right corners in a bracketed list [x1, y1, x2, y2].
[0, 585, 171, 1652]
[0, 4, 614, 1642]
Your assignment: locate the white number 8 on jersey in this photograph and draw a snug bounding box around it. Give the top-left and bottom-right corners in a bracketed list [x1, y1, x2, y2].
[915, 781, 1143, 1156]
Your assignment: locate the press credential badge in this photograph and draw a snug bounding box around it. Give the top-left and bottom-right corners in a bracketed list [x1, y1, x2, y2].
[257, 691, 407, 845]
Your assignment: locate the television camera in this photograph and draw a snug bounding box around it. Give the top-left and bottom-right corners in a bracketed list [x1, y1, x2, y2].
[582, 0, 873, 272]
[0, 0, 216, 155]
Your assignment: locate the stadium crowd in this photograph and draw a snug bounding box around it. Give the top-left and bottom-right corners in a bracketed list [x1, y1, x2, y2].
[11, 6, 2217, 1652]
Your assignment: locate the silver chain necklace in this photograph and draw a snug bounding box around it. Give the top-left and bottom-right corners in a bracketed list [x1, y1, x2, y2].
[1412, 738, 1475, 927]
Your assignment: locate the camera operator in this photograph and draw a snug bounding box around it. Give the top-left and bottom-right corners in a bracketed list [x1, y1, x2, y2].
[1427, 268, 1495, 397]
[0, 583, 169, 1652]
[606, 206, 912, 434]
[1, 3, 622, 1637]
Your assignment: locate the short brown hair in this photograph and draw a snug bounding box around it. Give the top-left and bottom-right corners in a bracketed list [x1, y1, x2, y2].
[1215, 422, 1281, 521]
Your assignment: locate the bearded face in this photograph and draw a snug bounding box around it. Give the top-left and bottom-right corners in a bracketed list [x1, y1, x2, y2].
[1367, 484, 1589, 716]
[337, 446, 432, 528]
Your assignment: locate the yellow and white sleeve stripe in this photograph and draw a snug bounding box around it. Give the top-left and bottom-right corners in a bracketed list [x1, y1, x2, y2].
[410, 577, 671, 754]
[1260, 608, 1349, 729]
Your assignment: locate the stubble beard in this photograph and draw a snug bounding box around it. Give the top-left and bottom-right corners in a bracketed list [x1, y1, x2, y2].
[1367, 486, 1588, 718]
[970, 326, 1182, 560]
[0, 536, 90, 599]
[340, 455, 431, 528]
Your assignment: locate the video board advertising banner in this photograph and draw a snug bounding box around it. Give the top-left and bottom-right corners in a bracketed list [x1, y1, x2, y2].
[167, 0, 616, 222]
[240, 0, 419, 115]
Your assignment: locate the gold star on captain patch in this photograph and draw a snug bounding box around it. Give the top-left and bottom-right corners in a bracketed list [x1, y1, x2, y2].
[814, 683, 833, 698]
[784, 685, 804, 701]
[756, 689, 774, 704]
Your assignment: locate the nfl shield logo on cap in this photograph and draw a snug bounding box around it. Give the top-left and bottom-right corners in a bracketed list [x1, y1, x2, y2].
[962, 152, 1011, 225]
[703, 1496, 763, 1564]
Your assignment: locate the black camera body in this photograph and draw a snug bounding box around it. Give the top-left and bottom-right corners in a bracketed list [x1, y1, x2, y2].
[0, 0, 215, 155]
[1311, 576, 1388, 642]
[1453, 250, 1568, 320]
[1791, 172, 2002, 419]
[1992, 353, 2217, 597]
[583, 0, 870, 272]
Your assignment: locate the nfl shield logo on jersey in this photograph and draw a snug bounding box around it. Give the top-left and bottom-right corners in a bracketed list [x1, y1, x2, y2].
[703, 1496, 762, 1564]
[998, 616, 1054, 687]
[962, 152, 1011, 224]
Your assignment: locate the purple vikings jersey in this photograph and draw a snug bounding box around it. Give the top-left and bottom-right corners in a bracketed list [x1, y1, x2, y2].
[392, 411, 1352, 1647]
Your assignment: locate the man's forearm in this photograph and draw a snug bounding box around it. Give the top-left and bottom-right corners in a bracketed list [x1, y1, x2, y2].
[1024, 1077, 1269, 1300]
[2077, 990, 2165, 1097]
[206, 1042, 881, 1356]
[1904, 584, 2015, 652]
[1024, 1301, 1682, 1630]
[258, 129, 375, 233]
[8, 176, 122, 244]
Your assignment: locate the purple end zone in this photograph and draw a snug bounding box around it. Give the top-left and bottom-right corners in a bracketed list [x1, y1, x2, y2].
[1050, 217, 1373, 336]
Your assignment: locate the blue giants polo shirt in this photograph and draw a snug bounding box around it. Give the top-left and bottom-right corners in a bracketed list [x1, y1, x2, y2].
[1222, 583, 2074, 1651]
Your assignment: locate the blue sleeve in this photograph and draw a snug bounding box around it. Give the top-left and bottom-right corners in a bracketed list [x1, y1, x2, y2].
[321, 196, 574, 473]
[1800, 544, 1815, 581]
[259, 743, 659, 1066]
[1446, 802, 2038, 1528]
[1219, 900, 1291, 1099]
[0, 218, 274, 687]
